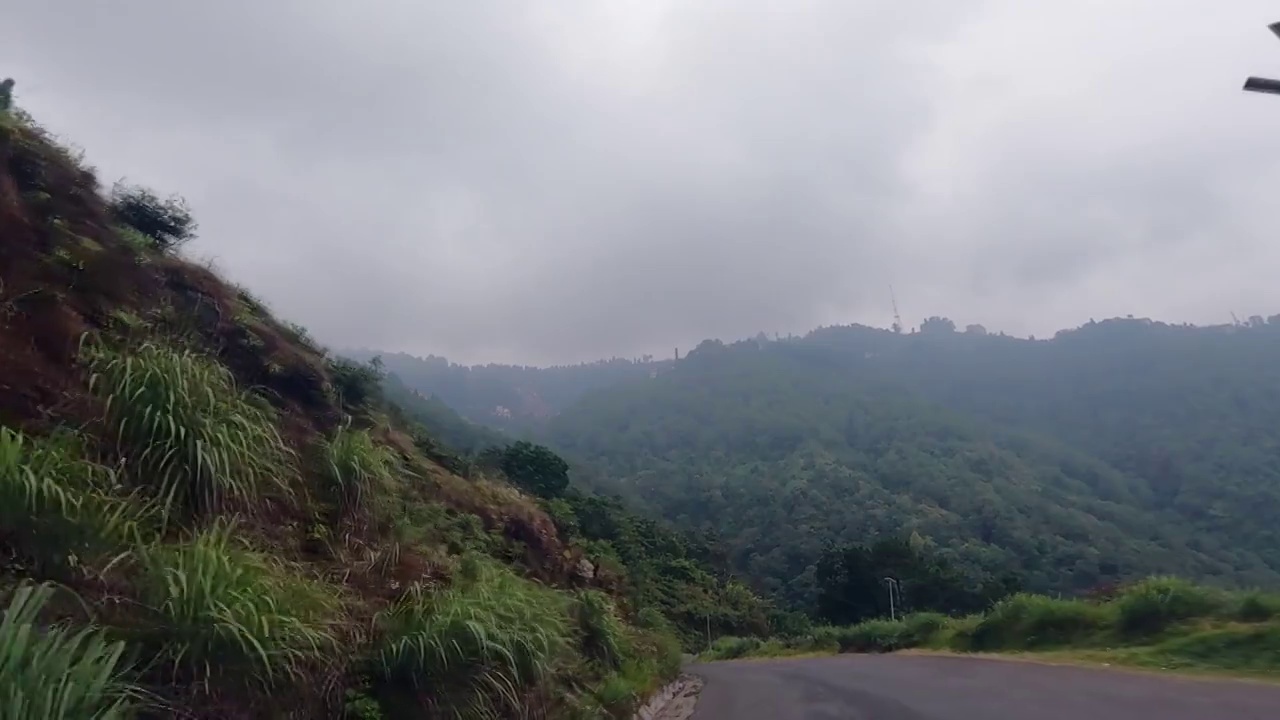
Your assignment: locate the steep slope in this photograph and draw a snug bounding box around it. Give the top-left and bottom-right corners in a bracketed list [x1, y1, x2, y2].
[541, 336, 1277, 608]
[0, 99, 725, 718]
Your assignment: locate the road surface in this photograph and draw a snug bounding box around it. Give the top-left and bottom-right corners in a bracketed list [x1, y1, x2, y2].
[687, 654, 1280, 719]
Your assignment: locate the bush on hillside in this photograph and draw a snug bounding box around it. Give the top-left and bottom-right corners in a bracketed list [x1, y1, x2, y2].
[86, 342, 295, 522]
[328, 356, 386, 413]
[497, 441, 570, 499]
[970, 594, 1111, 650]
[374, 557, 570, 715]
[136, 521, 338, 690]
[318, 424, 401, 522]
[703, 636, 763, 660]
[575, 590, 629, 670]
[0, 427, 153, 576]
[1114, 577, 1226, 637]
[1233, 591, 1280, 623]
[823, 619, 913, 653]
[107, 182, 197, 252]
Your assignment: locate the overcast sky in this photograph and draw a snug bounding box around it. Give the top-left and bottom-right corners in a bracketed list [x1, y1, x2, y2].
[8, 1, 1280, 365]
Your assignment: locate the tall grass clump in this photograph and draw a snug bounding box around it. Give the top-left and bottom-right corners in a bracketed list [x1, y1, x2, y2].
[901, 612, 949, 645]
[85, 341, 294, 520]
[0, 582, 138, 718]
[136, 520, 337, 691]
[374, 557, 571, 717]
[574, 590, 628, 670]
[318, 425, 400, 521]
[1114, 577, 1226, 638]
[1143, 623, 1280, 673]
[830, 618, 913, 653]
[703, 635, 763, 660]
[0, 427, 151, 574]
[970, 593, 1112, 650]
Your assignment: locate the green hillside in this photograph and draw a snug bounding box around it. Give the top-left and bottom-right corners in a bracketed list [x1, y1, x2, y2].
[0, 90, 769, 718]
[380, 319, 1280, 613]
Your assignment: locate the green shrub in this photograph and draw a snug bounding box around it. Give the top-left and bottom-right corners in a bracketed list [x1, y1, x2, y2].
[344, 687, 385, 720]
[575, 590, 628, 670]
[0, 582, 138, 718]
[374, 558, 570, 716]
[831, 619, 912, 653]
[650, 629, 684, 678]
[86, 342, 294, 521]
[0, 427, 152, 574]
[901, 609, 952, 645]
[970, 594, 1111, 650]
[939, 614, 983, 651]
[1232, 591, 1280, 623]
[319, 425, 400, 520]
[326, 357, 385, 412]
[1115, 577, 1225, 637]
[137, 521, 337, 690]
[592, 671, 641, 716]
[107, 182, 196, 252]
[113, 224, 157, 259]
[703, 636, 762, 660]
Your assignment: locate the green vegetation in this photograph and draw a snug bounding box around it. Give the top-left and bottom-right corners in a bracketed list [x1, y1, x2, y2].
[134, 521, 339, 690]
[107, 181, 198, 252]
[379, 378, 775, 651]
[0, 427, 149, 576]
[0, 94, 692, 718]
[705, 578, 1280, 678]
[814, 537, 1020, 625]
[87, 341, 295, 521]
[318, 424, 401, 521]
[374, 556, 570, 717]
[381, 317, 1280, 681]
[382, 320, 1280, 614]
[0, 583, 137, 719]
[538, 334, 1273, 608]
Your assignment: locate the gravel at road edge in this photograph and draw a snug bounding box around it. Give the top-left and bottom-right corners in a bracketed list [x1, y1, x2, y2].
[637, 674, 703, 720]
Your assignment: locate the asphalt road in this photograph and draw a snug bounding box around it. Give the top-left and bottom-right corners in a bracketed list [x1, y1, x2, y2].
[688, 654, 1280, 720]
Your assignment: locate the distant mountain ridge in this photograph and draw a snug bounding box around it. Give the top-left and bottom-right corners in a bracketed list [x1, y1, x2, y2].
[347, 350, 671, 431]
[374, 316, 1280, 608]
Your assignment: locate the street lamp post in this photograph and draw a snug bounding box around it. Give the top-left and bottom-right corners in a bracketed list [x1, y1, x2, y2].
[1244, 22, 1280, 95]
[882, 577, 901, 621]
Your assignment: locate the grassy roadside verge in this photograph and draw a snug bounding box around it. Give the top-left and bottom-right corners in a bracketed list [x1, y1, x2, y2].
[896, 645, 1280, 684]
[698, 578, 1280, 680]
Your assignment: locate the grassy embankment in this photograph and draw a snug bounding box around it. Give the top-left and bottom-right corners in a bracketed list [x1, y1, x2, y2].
[0, 92, 682, 718]
[703, 578, 1280, 679]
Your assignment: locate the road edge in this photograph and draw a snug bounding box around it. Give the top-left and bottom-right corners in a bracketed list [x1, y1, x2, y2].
[634, 673, 703, 720]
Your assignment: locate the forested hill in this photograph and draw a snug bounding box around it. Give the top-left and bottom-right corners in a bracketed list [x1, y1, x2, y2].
[382, 316, 1280, 610]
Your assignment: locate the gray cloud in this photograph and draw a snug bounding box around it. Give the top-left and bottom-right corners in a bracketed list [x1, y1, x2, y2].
[7, 1, 1280, 364]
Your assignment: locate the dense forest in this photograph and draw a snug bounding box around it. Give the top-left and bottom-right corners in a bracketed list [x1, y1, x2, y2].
[383, 317, 1280, 612]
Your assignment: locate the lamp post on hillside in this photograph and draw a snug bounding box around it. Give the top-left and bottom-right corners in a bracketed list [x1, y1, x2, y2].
[882, 577, 901, 621]
[1244, 22, 1280, 95]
